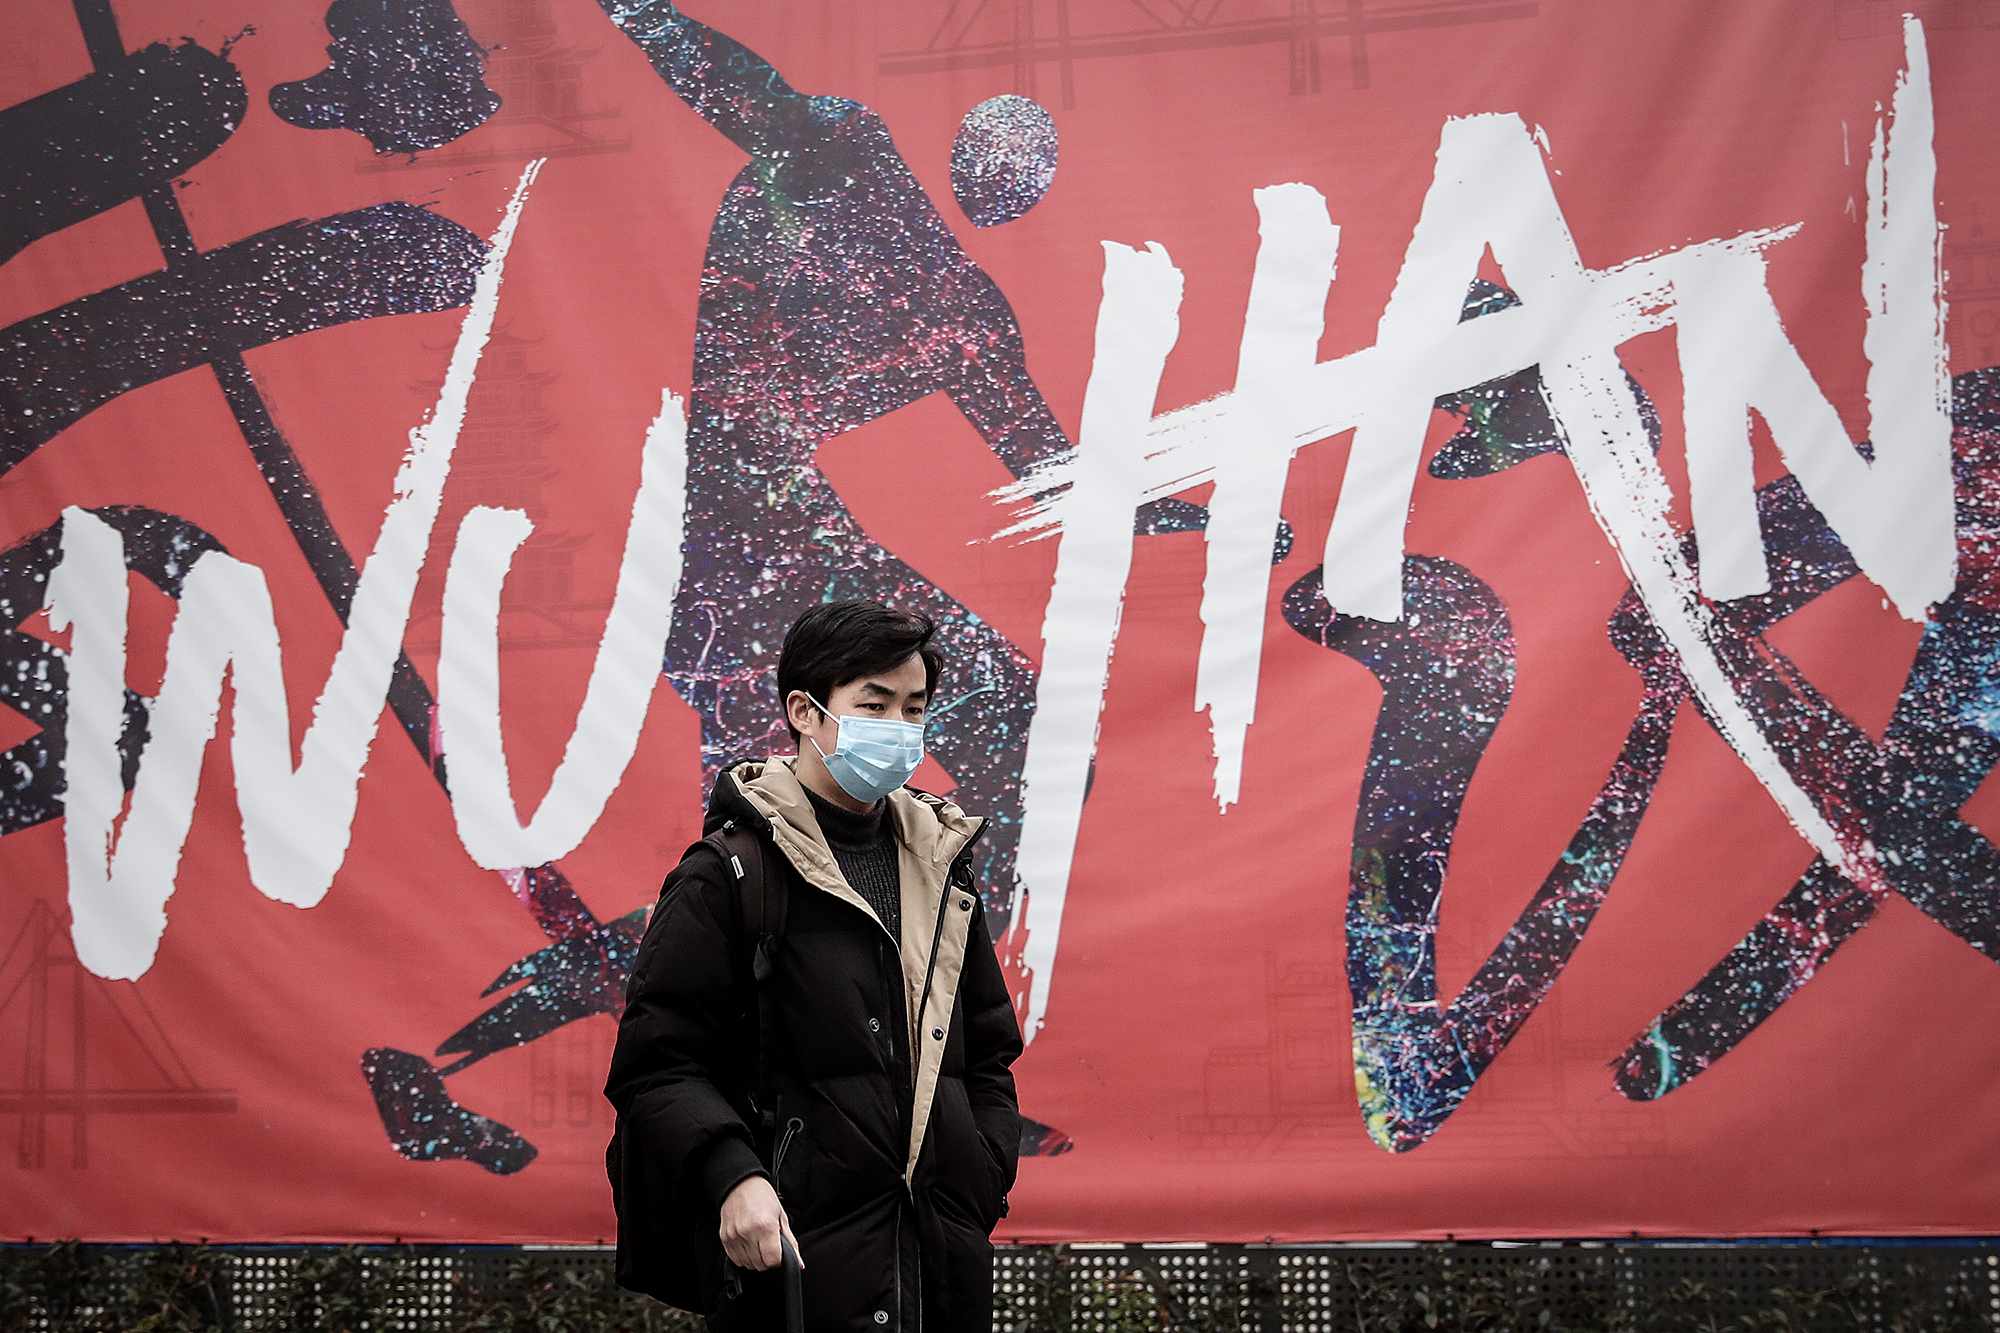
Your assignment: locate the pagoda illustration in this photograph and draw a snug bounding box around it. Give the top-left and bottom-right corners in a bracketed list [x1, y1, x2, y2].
[410, 327, 599, 654]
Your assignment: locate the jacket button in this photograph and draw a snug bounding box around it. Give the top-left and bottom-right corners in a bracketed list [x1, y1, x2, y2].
[868, 1018, 880, 1032]
[931, 1027, 944, 1040]
[958, 897, 972, 911]
[873, 1312, 889, 1325]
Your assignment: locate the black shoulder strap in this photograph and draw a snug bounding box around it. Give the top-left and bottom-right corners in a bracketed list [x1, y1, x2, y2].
[709, 818, 786, 947]
[708, 819, 787, 1139]
[609, 819, 784, 1314]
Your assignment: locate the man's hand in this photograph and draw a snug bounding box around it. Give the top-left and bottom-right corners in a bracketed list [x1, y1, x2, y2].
[719, 1175, 802, 1271]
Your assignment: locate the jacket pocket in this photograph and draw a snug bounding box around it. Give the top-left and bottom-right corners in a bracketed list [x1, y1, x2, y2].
[928, 1077, 1006, 1232]
[975, 1134, 1008, 1229]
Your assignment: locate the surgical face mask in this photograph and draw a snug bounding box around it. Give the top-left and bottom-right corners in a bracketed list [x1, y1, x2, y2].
[806, 692, 926, 804]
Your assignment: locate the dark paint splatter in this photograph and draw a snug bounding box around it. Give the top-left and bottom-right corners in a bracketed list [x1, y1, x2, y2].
[602, 0, 1088, 927]
[0, 509, 230, 836]
[1615, 368, 2000, 1099]
[950, 94, 1057, 228]
[1312, 341, 2000, 1132]
[1276, 301, 1843, 1147]
[1457, 277, 1520, 322]
[1019, 1117, 1073, 1156]
[1428, 365, 1567, 480]
[0, 202, 487, 477]
[1283, 556, 1517, 1149]
[433, 908, 647, 1076]
[271, 0, 500, 156]
[0, 517, 612, 1152]
[597, 0, 1109, 1150]
[0, 42, 245, 267]
[1134, 497, 1289, 561]
[1133, 496, 1207, 535]
[4, 9, 458, 791]
[360, 1046, 537, 1173]
[514, 862, 609, 944]
[1300, 469, 1870, 1147]
[1430, 280, 1660, 481]
[8, 0, 569, 1170]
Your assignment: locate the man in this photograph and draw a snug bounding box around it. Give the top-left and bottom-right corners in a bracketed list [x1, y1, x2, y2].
[608, 600, 1024, 1332]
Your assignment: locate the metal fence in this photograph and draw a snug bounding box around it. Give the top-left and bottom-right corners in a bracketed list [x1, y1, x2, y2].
[6, 1240, 1998, 1331]
[993, 1242, 2000, 1332]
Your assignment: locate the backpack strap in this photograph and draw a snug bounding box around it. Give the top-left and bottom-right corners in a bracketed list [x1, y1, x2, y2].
[709, 818, 787, 1140]
[613, 826, 778, 1313]
[710, 817, 786, 967]
[713, 820, 766, 936]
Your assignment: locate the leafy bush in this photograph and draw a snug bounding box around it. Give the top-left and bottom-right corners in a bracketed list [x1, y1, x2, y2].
[0, 1241, 1989, 1332]
[449, 1255, 698, 1333]
[0, 1240, 224, 1333]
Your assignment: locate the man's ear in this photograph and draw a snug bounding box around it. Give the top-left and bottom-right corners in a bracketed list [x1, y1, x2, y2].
[784, 689, 819, 734]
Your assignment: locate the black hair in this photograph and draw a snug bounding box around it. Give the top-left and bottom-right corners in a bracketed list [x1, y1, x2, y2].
[776, 600, 943, 740]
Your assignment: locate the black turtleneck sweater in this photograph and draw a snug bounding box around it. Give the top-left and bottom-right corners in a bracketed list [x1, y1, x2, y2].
[804, 785, 901, 942]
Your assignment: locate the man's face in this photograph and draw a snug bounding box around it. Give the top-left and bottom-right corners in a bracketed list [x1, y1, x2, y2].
[788, 652, 931, 757]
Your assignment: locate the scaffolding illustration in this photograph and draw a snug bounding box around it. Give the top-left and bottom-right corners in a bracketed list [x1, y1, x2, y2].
[1, 901, 235, 1170]
[881, 0, 1539, 105]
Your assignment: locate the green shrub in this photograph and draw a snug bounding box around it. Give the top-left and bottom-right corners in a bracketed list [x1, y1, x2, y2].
[0, 1240, 223, 1333]
[0, 1241, 1990, 1333]
[448, 1254, 698, 1333]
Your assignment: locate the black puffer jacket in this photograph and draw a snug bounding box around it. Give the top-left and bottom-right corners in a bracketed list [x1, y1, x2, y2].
[608, 758, 1023, 1333]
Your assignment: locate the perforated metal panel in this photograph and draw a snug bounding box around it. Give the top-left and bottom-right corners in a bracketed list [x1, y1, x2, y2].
[223, 1250, 296, 1327]
[219, 1247, 463, 1331]
[994, 1243, 2000, 1333]
[4, 1240, 1996, 1331]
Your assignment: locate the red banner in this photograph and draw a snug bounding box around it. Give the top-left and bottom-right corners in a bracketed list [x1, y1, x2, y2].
[4, 0, 2000, 1243]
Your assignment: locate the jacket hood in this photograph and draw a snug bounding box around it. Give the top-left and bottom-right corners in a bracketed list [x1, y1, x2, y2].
[708, 756, 983, 877]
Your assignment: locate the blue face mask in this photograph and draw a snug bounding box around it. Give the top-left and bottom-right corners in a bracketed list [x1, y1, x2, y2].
[807, 693, 926, 804]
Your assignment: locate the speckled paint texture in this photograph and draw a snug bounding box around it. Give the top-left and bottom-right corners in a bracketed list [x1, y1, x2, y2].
[1276, 291, 1992, 1147]
[949, 93, 1058, 228]
[604, 0, 1075, 927]
[270, 0, 500, 155]
[1617, 368, 2000, 1100]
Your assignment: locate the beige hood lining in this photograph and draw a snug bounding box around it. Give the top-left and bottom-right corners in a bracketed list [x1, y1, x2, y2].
[724, 759, 983, 1183]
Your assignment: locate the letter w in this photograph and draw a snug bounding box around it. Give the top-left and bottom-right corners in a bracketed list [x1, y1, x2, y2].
[44, 161, 539, 980]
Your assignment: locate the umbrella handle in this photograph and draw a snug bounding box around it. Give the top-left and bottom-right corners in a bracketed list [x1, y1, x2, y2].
[780, 1234, 804, 1333]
